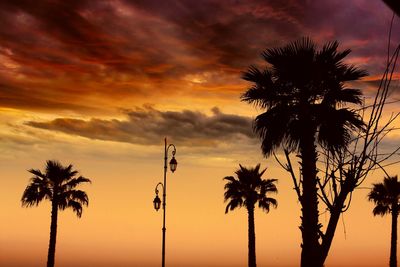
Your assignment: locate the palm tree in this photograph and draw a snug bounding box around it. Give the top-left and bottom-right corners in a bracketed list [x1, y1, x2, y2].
[223, 164, 277, 267]
[368, 176, 400, 267]
[21, 160, 91, 267]
[241, 37, 367, 267]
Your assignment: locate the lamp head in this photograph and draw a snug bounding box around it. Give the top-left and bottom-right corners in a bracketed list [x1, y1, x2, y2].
[169, 156, 177, 173]
[153, 195, 161, 211]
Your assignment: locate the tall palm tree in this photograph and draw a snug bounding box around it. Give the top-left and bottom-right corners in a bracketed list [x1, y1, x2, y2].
[223, 164, 277, 267]
[241, 37, 367, 267]
[21, 160, 91, 267]
[368, 176, 400, 267]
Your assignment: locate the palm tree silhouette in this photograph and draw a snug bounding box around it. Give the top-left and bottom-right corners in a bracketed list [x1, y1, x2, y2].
[368, 176, 400, 267]
[21, 160, 91, 267]
[223, 164, 277, 267]
[241, 37, 367, 267]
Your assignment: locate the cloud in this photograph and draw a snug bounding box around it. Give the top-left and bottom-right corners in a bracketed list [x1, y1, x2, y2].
[0, 0, 398, 113]
[0, 0, 306, 112]
[303, 0, 400, 75]
[0, 0, 128, 69]
[123, 0, 306, 69]
[25, 106, 256, 147]
[0, 0, 303, 78]
[0, 77, 101, 112]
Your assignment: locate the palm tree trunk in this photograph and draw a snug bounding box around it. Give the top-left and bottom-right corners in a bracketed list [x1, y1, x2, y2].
[47, 200, 58, 267]
[299, 132, 321, 267]
[390, 207, 397, 267]
[247, 204, 256, 267]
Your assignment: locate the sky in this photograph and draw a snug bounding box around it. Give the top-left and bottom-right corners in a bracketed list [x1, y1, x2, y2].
[1, 0, 400, 266]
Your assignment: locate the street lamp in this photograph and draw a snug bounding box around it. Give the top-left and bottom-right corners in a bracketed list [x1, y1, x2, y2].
[153, 138, 177, 267]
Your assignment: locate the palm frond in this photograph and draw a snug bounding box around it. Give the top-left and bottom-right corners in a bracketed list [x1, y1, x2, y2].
[322, 88, 363, 107]
[58, 190, 89, 212]
[341, 65, 368, 82]
[258, 197, 278, 212]
[254, 105, 301, 156]
[225, 199, 244, 214]
[28, 169, 46, 179]
[21, 181, 52, 207]
[372, 203, 391, 216]
[61, 176, 91, 191]
[317, 107, 365, 152]
[66, 200, 84, 218]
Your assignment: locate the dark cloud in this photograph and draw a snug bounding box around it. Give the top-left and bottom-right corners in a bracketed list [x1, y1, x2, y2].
[0, 0, 129, 74]
[303, 0, 400, 75]
[0, 0, 398, 112]
[124, 0, 306, 69]
[25, 106, 256, 146]
[0, 0, 308, 112]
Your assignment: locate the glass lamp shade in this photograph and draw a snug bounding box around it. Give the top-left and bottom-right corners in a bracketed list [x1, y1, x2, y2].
[169, 156, 177, 172]
[153, 195, 161, 211]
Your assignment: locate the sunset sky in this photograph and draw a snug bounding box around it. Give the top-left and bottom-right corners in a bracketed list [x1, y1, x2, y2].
[1, 1, 400, 266]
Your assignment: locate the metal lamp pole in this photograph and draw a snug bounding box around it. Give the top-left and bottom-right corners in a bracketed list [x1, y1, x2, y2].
[153, 138, 177, 267]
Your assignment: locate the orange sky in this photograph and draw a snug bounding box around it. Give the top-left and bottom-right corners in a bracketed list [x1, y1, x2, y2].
[1, 1, 400, 267]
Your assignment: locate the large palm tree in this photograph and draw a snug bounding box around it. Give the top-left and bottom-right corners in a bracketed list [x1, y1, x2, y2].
[21, 160, 91, 267]
[368, 176, 400, 267]
[241, 37, 367, 267]
[224, 164, 277, 267]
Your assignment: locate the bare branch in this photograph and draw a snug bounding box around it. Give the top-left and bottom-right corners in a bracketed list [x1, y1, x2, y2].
[283, 149, 302, 200]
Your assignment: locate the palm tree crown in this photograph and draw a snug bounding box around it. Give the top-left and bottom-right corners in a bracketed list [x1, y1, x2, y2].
[224, 164, 277, 213]
[368, 176, 400, 216]
[22, 160, 91, 217]
[241, 37, 367, 156]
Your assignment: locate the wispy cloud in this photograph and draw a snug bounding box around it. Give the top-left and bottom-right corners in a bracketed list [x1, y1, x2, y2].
[26, 106, 256, 147]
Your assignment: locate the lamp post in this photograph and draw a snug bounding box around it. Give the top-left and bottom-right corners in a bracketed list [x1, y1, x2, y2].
[153, 138, 177, 267]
